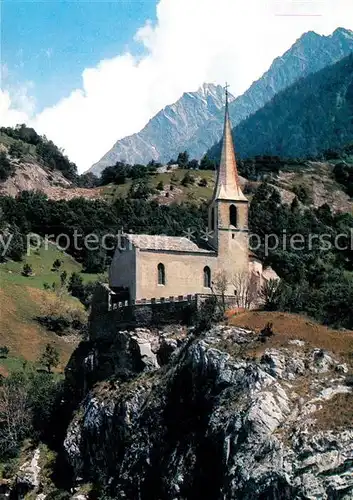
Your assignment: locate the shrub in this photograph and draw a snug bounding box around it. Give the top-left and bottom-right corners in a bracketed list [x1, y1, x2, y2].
[38, 344, 60, 373]
[9, 141, 28, 160]
[181, 172, 195, 187]
[199, 178, 208, 187]
[0, 152, 15, 181]
[52, 259, 62, 272]
[22, 263, 33, 277]
[0, 346, 9, 358]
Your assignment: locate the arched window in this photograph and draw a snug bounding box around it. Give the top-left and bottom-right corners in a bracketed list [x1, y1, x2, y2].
[158, 263, 165, 285]
[230, 204, 237, 227]
[203, 266, 211, 288]
[211, 207, 216, 231]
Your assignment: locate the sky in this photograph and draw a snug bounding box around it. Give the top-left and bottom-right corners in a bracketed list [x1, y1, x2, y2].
[1, 0, 353, 172]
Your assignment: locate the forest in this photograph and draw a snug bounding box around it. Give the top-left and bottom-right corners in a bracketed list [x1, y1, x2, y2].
[1, 181, 353, 329]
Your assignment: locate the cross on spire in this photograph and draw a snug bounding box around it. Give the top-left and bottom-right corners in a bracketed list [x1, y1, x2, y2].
[211, 81, 247, 202]
[225, 82, 230, 105]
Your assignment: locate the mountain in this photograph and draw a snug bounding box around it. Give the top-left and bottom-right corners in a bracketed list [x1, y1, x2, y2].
[208, 53, 353, 160]
[90, 27, 353, 175]
[188, 27, 353, 159]
[89, 84, 233, 176]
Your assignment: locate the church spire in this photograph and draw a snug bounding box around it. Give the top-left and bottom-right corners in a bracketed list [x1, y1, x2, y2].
[213, 84, 246, 201]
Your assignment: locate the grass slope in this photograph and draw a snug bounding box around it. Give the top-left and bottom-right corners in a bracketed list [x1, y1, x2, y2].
[0, 244, 102, 372]
[230, 310, 353, 361]
[103, 169, 217, 204]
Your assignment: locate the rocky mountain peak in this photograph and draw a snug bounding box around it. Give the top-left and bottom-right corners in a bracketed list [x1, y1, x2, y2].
[89, 28, 353, 174]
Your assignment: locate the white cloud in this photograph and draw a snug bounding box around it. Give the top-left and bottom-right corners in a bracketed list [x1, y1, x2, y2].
[1, 0, 353, 171]
[0, 89, 33, 126]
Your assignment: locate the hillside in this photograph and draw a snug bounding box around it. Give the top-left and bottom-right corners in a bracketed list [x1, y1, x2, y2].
[209, 54, 353, 160]
[0, 129, 103, 200]
[0, 243, 102, 373]
[90, 27, 353, 172]
[188, 27, 353, 160]
[102, 159, 353, 214]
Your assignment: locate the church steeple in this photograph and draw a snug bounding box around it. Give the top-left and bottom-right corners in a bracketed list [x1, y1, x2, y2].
[207, 84, 249, 260]
[212, 86, 247, 201]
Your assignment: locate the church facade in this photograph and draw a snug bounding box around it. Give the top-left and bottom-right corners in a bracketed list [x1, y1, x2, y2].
[109, 92, 274, 302]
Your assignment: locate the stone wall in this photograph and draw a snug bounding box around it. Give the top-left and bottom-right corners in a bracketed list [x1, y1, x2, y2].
[89, 283, 238, 341]
[89, 283, 197, 341]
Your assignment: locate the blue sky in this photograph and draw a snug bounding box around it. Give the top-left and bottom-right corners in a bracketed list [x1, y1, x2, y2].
[2, 0, 157, 110]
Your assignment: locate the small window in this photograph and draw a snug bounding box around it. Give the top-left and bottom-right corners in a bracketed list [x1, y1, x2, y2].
[203, 266, 211, 288]
[230, 204, 237, 227]
[158, 263, 165, 285]
[211, 208, 216, 231]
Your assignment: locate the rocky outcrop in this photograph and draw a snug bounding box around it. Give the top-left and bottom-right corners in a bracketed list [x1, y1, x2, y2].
[0, 156, 103, 201]
[10, 447, 42, 499]
[63, 324, 353, 499]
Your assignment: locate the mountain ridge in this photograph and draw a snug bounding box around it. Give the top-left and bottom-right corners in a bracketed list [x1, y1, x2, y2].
[89, 27, 353, 175]
[89, 83, 233, 176]
[208, 53, 353, 160]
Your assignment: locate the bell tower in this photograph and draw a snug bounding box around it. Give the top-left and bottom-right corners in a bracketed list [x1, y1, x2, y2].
[208, 85, 249, 278]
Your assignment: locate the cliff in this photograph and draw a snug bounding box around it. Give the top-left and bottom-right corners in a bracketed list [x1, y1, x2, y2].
[63, 320, 353, 499]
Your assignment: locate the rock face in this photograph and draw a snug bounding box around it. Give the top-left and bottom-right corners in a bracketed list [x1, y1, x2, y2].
[63, 324, 353, 499]
[90, 28, 353, 174]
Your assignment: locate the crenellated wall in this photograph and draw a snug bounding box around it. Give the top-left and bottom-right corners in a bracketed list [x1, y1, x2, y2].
[89, 283, 237, 341]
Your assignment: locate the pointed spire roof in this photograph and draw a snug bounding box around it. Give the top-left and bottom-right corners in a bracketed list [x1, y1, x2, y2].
[213, 87, 247, 201]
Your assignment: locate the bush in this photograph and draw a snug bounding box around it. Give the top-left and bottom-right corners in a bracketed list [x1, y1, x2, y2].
[0, 346, 9, 358]
[181, 172, 195, 187]
[22, 263, 33, 277]
[38, 344, 60, 373]
[9, 141, 28, 160]
[52, 259, 62, 272]
[0, 152, 15, 181]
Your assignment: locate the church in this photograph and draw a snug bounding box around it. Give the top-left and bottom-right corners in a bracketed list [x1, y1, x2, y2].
[109, 90, 276, 302]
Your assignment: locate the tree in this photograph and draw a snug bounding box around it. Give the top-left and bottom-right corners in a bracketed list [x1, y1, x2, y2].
[9, 141, 28, 160]
[52, 259, 62, 272]
[212, 270, 229, 313]
[187, 159, 199, 170]
[177, 151, 189, 169]
[0, 372, 32, 457]
[181, 171, 195, 187]
[0, 152, 15, 181]
[5, 225, 25, 262]
[60, 270, 67, 288]
[260, 279, 282, 311]
[77, 172, 99, 188]
[232, 271, 259, 309]
[128, 178, 155, 200]
[68, 272, 84, 299]
[156, 181, 164, 191]
[0, 346, 9, 359]
[199, 154, 217, 171]
[22, 263, 33, 277]
[38, 344, 60, 373]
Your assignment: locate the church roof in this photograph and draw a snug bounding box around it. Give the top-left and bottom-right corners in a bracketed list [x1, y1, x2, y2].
[125, 234, 215, 254]
[213, 90, 247, 202]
